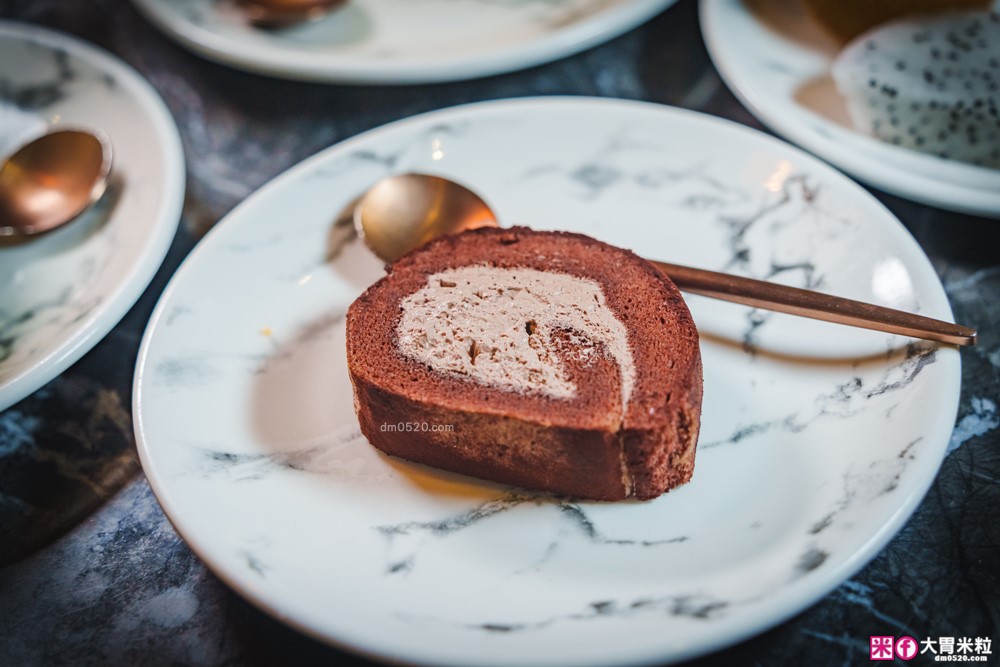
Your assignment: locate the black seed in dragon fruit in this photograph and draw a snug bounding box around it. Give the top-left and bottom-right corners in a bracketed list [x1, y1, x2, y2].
[831, 11, 1000, 169]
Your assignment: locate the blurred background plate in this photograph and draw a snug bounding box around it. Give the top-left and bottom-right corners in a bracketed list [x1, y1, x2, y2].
[0, 21, 184, 411]
[135, 97, 960, 665]
[700, 0, 1000, 218]
[130, 0, 679, 83]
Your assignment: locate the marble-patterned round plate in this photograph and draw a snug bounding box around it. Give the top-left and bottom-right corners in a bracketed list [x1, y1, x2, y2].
[700, 0, 1000, 218]
[134, 97, 960, 665]
[130, 0, 678, 84]
[0, 22, 184, 412]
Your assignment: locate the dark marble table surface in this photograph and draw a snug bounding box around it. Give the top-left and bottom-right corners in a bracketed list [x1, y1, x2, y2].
[1, 0, 997, 664]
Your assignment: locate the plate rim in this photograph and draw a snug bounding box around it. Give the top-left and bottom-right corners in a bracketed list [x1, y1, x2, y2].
[133, 95, 962, 666]
[0, 20, 186, 412]
[129, 0, 678, 84]
[698, 0, 1000, 219]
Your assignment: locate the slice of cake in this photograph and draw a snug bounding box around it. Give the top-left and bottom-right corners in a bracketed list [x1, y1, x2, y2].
[346, 227, 703, 501]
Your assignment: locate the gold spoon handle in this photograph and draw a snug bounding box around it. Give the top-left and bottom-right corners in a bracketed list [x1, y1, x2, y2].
[652, 260, 977, 347]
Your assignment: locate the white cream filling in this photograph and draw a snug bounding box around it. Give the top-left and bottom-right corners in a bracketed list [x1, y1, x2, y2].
[396, 266, 635, 407]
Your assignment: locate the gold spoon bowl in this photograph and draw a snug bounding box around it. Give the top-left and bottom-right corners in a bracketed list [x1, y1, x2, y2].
[0, 129, 112, 238]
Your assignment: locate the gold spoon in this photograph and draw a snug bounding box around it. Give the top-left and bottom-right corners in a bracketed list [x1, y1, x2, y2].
[354, 173, 977, 347]
[236, 0, 347, 29]
[0, 129, 112, 238]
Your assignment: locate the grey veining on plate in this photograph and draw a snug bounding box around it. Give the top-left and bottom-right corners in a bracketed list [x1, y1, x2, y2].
[0, 184, 123, 380]
[374, 495, 692, 580]
[1, 1, 998, 666]
[400, 589, 738, 634]
[193, 425, 392, 483]
[703, 343, 937, 449]
[0, 42, 75, 109]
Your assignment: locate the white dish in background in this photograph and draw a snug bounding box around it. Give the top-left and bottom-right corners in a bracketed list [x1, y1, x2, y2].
[0, 21, 184, 412]
[700, 0, 1000, 218]
[130, 0, 678, 83]
[134, 98, 960, 665]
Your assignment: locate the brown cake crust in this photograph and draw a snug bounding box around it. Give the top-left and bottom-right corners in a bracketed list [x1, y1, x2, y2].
[346, 226, 703, 500]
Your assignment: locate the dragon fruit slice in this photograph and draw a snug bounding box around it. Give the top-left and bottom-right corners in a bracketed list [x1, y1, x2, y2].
[831, 11, 1000, 168]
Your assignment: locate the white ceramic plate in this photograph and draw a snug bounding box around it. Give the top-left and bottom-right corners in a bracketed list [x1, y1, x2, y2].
[700, 0, 1000, 218]
[130, 0, 678, 83]
[134, 98, 960, 665]
[0, 22, 184, 412]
